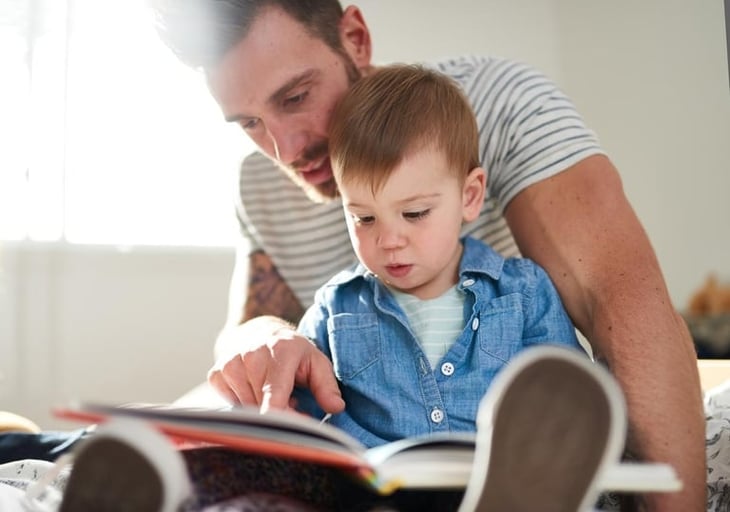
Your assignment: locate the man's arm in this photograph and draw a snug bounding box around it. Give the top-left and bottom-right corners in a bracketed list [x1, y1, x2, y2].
[209, 248, 344, 413]
[504, 154, 705, 511]
[214, 249, 304, 360]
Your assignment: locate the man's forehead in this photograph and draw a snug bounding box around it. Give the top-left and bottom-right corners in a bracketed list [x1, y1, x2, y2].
[205, 9, 331, 119]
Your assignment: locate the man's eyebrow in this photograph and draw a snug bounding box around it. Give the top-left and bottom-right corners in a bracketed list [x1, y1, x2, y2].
[224, 70, 317, 123]
[269, 69, 317, 104]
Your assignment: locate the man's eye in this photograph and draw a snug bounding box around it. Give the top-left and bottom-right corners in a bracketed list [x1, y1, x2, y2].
[240, 118, 260, 131]
[284, 92, 308, 107]
[403, 209, 430, 221]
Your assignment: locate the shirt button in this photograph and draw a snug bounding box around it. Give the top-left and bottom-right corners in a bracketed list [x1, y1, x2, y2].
[441, 362, 455, 376]
[430, 408, 444, 424]
[471, 317, 480, 330]
[462, 278, 475, 287]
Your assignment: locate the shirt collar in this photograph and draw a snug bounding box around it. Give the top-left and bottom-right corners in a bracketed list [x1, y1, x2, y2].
[458, 236, 505, 281]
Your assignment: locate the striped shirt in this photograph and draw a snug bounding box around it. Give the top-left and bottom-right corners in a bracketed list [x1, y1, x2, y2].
[235, 55, 604, 309]
[389, 285, 466, 368]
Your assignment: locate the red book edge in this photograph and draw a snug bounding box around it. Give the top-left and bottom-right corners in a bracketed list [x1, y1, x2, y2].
[53, 406, 376, 484]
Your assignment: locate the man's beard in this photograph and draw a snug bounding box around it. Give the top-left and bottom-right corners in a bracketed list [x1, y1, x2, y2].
[275, 139, 337, 203]
[273, 53, 362, 204]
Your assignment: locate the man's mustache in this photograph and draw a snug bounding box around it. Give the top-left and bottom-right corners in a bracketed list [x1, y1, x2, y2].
[290, 141, 329, 170]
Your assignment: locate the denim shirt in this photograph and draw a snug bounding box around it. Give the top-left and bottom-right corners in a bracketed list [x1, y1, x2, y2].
[294, 236, 583, 448]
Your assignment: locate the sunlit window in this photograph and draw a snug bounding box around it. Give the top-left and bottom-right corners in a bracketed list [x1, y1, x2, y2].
[1, 0, 252, 246]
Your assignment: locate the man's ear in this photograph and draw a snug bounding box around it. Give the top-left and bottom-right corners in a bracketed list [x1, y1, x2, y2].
[462, 167, 487, 222]
[339, 6, 372, 70]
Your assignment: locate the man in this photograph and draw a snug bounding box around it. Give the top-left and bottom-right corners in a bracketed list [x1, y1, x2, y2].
[153, 1, 704, 510]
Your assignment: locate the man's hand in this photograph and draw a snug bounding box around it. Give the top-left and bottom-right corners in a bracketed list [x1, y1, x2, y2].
[207, 317, 345, 414]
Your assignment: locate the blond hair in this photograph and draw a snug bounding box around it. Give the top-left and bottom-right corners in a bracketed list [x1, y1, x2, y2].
[329, 64, 480, 193]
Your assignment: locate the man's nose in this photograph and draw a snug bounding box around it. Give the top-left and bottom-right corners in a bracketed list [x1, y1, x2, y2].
[265, 119, 309, 165]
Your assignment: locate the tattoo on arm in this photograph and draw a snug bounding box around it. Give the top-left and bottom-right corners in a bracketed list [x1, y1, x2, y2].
[241, 251, 305, 325]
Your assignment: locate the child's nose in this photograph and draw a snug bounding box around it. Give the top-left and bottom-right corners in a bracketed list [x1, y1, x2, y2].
[377, 225, 405, 249]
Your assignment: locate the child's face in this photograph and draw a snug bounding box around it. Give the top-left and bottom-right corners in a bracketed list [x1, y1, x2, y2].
[339, 146, 484, 300]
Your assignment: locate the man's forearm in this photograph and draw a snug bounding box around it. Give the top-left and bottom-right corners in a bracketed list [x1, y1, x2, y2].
[217, 250, 305, 360]
[503, 157, 706, 510]
[241, 251, 305, 325]
[593, 293, 705, 511]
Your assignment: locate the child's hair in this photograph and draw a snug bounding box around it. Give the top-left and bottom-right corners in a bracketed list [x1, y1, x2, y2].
[329, 64, 480, 194]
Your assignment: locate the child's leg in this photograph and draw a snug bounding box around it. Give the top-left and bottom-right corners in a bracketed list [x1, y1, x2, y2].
[181, 447, 340, 510]
[458, 346, 626, 512]
[54, 420, 366, 511]
[57, 419, 192, 512]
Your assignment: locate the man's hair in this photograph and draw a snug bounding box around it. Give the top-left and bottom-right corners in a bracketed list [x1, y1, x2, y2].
[329, 64, 480, 193]
[148, 0, 345, 70]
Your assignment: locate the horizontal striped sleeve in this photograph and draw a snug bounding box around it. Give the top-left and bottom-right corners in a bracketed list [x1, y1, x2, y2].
[238, 152, 358, 308]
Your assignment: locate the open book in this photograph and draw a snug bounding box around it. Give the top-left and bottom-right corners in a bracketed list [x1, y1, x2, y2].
[55, 401, 681, 496]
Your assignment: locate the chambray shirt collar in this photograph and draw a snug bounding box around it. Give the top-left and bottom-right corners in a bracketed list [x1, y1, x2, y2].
[325, 236, 505, 289]
[458, 236, 504, 281]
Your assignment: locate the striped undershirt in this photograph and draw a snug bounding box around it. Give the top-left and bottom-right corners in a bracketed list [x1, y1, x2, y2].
[235, 55, 604, 309]
[388, 286, 466, 368]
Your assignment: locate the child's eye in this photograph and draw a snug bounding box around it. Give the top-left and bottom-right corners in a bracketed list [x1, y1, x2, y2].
[352, 214, 375, 225]
[403, 209, 430, 221]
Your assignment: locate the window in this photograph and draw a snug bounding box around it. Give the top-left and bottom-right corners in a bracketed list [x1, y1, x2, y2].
[1, 0, 253, 246]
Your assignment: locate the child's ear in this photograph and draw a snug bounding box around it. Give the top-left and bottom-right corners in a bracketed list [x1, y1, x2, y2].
[462, 167, 486, 222]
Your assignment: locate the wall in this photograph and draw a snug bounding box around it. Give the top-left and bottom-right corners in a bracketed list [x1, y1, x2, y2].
[2, 0, 729, 429]
[555, 0, 730, 307]
[1, 244, 232, 428]
[358, 0, 564, 80]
